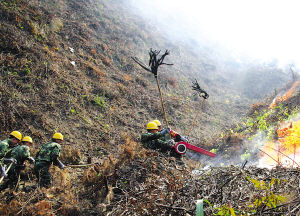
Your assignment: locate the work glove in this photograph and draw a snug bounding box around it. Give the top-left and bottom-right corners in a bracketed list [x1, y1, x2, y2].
[28, 157, 35, 163]
[161, 128, 171, 136]
[180, 136, 189, 143]
[0, 166, 6, 178]
[57, 161, 65, 170]
[4, 158, 17, 164]
[167, 139, 175, 147]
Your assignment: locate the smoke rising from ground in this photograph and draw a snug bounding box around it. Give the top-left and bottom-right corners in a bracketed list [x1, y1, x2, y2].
[128, 0, 300, 67]
[127, 0, 300, 99]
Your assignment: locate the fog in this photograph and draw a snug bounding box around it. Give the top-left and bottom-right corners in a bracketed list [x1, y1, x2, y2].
[128, 0, 300, 68]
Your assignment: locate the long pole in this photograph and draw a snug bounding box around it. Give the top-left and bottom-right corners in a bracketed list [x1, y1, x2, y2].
[155, 76, 169, 127]
[186, 97, 205, 136]
[0, 163, 13, 184]
[67, 164, 93, 168]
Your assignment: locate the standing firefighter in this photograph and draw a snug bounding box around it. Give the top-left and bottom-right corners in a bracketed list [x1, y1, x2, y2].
[0, 131, 22, 178]
[0, 136, 35, 190]
[34, 133, 65, 188]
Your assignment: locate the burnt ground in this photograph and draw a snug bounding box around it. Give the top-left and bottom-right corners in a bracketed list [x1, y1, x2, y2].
[0, 0, 299, 215]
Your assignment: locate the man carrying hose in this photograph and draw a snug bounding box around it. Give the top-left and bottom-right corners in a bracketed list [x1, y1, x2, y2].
[141, 122, 185, 163]
[141, 122, 172, 151]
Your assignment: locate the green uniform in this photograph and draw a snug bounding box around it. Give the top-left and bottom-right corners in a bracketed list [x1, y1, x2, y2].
[0, 145, 32, 190]
[34, 141, 61, 188]
[141, 132, 172, 152]
[141, 132, 183, 161]
[0, 139, 10, 160]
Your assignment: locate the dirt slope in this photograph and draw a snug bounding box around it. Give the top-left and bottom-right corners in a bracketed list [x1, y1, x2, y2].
[0, 0, 256, 151]
[0, 0, 299, 215]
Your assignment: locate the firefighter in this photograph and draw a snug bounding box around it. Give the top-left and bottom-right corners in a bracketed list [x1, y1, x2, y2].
[152, 119, 188, 142]
[34, 132, 65, 188]
[0, 131, 22, 178]
[141, 122, 173, 151]
[153, 120, 162, 131]
[151, 120, 188, 163]
[0, 136, 35, 191]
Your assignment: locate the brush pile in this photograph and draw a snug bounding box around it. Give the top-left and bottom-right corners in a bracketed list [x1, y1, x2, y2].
[104, 154, 300, 215]
[0, 146, 299, 215]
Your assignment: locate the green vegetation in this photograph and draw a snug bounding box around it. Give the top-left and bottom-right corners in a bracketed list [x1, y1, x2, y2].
[214, 177, 287, 215]
[93, 96, 106, 108]
[0, 0, 298, 215]
[245, 177, 287, 214]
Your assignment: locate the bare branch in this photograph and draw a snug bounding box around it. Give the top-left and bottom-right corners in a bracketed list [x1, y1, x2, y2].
[131, 57, 151, 72]
[191, 79, 209, 99]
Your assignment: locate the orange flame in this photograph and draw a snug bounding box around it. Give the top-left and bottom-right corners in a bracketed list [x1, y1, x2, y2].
[269, 80, 300, 109]
[260, 119, 300, 168]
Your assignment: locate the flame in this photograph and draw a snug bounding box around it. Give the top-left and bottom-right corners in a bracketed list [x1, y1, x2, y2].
[259, 118, 300, 168]
[269, 80, 300, 109]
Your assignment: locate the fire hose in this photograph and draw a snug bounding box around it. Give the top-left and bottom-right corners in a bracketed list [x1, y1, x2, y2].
[170, 130, 216, 157]
[173, 141, 216, 157]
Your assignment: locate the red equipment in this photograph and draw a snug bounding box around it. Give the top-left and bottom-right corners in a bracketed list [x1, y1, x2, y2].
[174, 141, 216, 157]
[170, 130, 179, 138]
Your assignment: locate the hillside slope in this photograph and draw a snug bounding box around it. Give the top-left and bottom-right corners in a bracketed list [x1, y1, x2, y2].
[0, 0, 282, 150]
[0, 0, 299, 215]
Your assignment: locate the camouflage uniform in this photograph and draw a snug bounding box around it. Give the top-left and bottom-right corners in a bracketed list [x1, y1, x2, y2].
[141, 132, 183, 161]
[0, 145, 32, 190]
[141, 132, 172, 152]
[0, 139, 10, 161]
[34, 141, 61, 188]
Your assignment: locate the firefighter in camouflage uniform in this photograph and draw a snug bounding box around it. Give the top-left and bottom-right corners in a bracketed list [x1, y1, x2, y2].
[141, 122, 173, 152]
[34, 132, 65, 188]
[0, 131, 22, 179]
[145, 121, 187, 163]
[0, 136, 35, 190]
[153, 120, 169, 142]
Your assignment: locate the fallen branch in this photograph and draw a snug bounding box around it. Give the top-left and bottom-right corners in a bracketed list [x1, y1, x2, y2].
[286, 202, 300, 216]
[155, 202, 192, 213]
[0, 162, 13, 184]
[261, 199, 300, 214]
[266, 146, 300, 167]
[258, 149, 281, 166]
[67, 164, 93, 168]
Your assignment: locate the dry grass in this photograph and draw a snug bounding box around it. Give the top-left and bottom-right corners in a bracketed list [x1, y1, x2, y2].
[1, 0, 296, 214]
[60, 146, 82, 165]
[101, 56, 112, 66]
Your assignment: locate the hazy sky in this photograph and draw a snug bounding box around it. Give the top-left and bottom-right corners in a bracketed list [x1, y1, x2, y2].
[129, 0, 300, 66]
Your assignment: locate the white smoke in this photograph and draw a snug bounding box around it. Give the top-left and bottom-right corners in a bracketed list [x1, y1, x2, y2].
[128, 0, 300, 68]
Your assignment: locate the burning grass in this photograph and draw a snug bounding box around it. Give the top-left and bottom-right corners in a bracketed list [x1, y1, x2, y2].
[269, 80, 300, 109]
[260, 117, 300, 168]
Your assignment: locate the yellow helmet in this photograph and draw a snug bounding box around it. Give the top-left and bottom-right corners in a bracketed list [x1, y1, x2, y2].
[10, 131, 22, 141]
[22, 136, 33, 143]
[146, 122, 158, 130]
[153, 120, 161, 127]
[52, 132, 63, 140]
